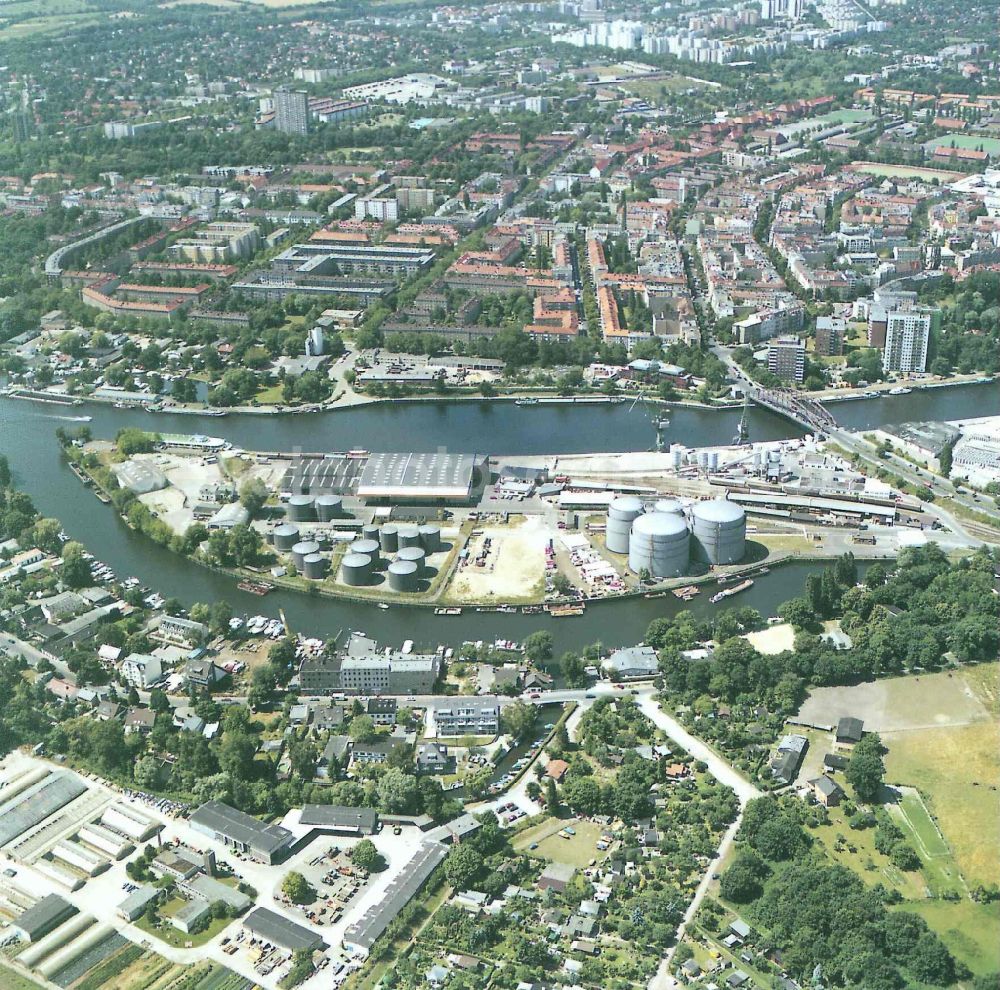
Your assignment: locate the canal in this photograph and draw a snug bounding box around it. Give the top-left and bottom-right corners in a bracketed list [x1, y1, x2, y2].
[1, 382, 997, 652]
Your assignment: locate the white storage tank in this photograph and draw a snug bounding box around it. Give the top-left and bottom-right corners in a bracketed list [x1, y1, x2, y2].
[628, 512, 690, 579]
[671, 447, 684, 471]
[606, 495, 645, 555]
[653, 498, 684, 516]
[379, 526, 399, 553]
[291, 540, 320, 570]
[396, 545, 426, 576]
[361, 524, 380, 543]
[272, 523, 299, 551]
[341, 552, 373, 587]
[286, 494, 315, 522]
[691, 498, 746, 565]
[349, 538, 381, 566]
[302, 553, 328, 581]
[709, 451, 720, 472]
[315, 495, 342, 522]
[418, 524, 441, 554]
[397, 526, 421, 549]
[387, 559, 419, 593]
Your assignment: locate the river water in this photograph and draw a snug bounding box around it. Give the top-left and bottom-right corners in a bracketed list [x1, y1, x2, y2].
[1, 382, 996, 652]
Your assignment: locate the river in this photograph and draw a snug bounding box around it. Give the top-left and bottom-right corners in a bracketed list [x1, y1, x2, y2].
[1, 382, 996, 652]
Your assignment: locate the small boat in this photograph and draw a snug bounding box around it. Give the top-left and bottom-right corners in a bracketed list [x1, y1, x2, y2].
[888, 386, 912, 395]
[377, 603, 390, 610]
[710, 579, 754, 604]
[237, 580, 273, 596]
[671, 585, 701, 600]
[95, 491, 111, 504]
[434, 607, 462, 615]
[515, 397, 539, 406]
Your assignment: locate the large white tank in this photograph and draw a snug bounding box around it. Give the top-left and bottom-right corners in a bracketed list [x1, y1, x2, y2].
[628, 512, 690, 579]
[606, 495, 645, 555]
[691, 499, 746, 565]
[653, 498, 684, 516]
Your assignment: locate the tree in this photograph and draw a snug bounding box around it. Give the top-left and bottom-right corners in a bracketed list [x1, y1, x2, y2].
[281, 871, 314, 905]
[115, 428, 156, 456]
[351, 838, 383, 872]
[376, 768, 420, 814]
[444, 843, 484, 889]
[500, 701, 535, 743]
[847, 733, 885, 803]
[777, 596, 816, 629]
[239, 478, 268, 518]
[523, 630, 553, 664]
[349, 714, 378, 742]
[720, 852, 768, 903]
[61, 541, 91, 588]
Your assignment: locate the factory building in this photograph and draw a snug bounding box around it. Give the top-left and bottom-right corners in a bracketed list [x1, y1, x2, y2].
[189, 801, 295, 864]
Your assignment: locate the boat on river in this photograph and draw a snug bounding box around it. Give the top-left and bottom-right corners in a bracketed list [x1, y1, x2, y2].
[238, 579, 273, 596]
[515, 397, 539, 406]
[710, 579, 753, 604]
[434, 607, 462, 615]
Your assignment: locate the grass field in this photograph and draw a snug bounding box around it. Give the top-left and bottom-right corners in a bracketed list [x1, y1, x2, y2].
[512, 816, 608, 868]
[885, 720, 1000, 887]
[926, 134, 1000, 156]
[886, 787, 964, 897]
[898, 900, 1000, 977]
[963, 662, 999, 716]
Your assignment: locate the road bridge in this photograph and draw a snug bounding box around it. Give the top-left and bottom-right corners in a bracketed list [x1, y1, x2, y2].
[750, 386, 838, 435]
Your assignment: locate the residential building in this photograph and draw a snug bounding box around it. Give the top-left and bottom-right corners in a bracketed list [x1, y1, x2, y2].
[274, 88, 309, 136]
[119, 653, 163, 689]
[434, 699, 500, 737]
[883, 306, 931, 374]
[815, 316, 845, 356]
[767, 336, 806, 384]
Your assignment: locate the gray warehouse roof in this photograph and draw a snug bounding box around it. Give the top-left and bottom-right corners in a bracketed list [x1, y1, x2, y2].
[357, 452, 477, 500]
[189, 801, 293, 857]
[299, 805, 379, 833]
[344, 841, 447, 950]
[14, 894, 76, 941]
[244, 907, 326, 952]
[0, 772, 87, 848]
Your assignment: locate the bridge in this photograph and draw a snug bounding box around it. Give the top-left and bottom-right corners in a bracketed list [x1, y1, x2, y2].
[749, 386, 838, 435]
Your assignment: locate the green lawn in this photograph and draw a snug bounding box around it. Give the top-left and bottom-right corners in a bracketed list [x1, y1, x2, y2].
[926, 134, 1000, 155]
[135, 898, 234, 948]
[0, 961, 46, 990]
[512, 816, 608, 868]
[897, 900, 1000, 977]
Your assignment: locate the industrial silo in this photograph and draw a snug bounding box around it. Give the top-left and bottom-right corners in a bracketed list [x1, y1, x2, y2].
[628, 512, 690, 579]
[273, 523, 299, 551]
[341, 552, 373, 586]
[387, 559, 419, 593]
[350, 538, 381, 566]
[315, 495, 342, 522]
[291, 540, 320, 570]
[286, 494, 315, 522]
[709, 451, 720, 473]
[671, 446, 684, 472]
[302, 553, 328, 581]
[606, 495, 645, 555]
[397, 526, 421, 549]
[396, 545, 426, 576]
[418, 524, 441, 554]
[653, 498, 684, 516]
[379, 525, 399, 553]
[691, 499, 746, 565]
[362, 524, 380, 543]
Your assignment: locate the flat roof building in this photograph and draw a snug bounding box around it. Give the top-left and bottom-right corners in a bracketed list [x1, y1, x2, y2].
[298, 805, 379, 835]
[190, 801, 295, 864]
[244, 907, 326, 952]
[357, 452, 478, 504]
[12, 894, 76, 942]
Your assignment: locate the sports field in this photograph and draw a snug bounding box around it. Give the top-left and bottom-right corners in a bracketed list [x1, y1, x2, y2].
[925, 134, 1000, 156]
[847, 161, 965, 183]
[513, 816, 607, 868]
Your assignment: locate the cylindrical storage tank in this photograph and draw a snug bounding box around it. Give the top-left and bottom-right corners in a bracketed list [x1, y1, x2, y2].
[362, 524, 380, 542]
[341, 552, 372, 587]
[671, 447, 684, 471]
[273, 523, 300, 551]
[396, 545, 426, 576]
[606, 495, 645, 555]
[302, 553, 328, 581]
[653, 498, 684, 516]
[397, 526, 421, 549]
[709, 451, 720, 472]
[387, 559, 419, 593]
[379, 525, 399, 553]
[314, 495, 342, 522]
[691, 499, 746, 565]
[286, 494, 315, 522]
[349, 539, 381, 566]
[628, 512, 690, 579]
[291, 540, 320, 570]
[418, 524, 441, 554]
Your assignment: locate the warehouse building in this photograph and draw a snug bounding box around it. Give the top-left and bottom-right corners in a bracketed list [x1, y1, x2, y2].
[343, 841, 447, 956]
[243, 907, 326, 953]
[190, 801, 295, 864]
[357, 451, 480, 504]
[297, 805, 379, 835]
[0, 772, 87, 849]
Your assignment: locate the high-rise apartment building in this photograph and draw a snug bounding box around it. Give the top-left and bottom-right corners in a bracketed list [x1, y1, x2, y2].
[767, 336, 806, 383]
[883, 307, 931, 374]
[273, 88, 309, 136]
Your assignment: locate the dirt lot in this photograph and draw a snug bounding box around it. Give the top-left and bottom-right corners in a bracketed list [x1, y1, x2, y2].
[744, 623, 795, 655]
[447, 518, 548, 604]
[797, 669, 991, 732]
